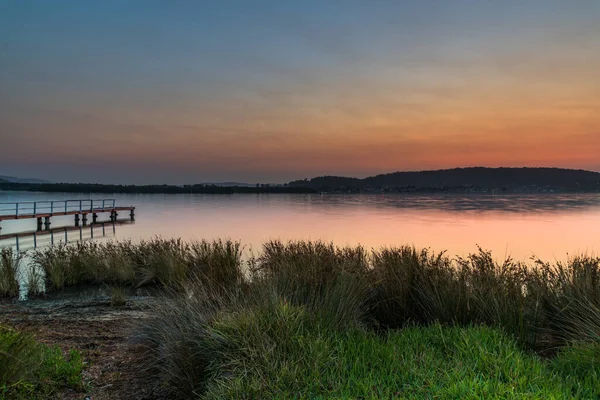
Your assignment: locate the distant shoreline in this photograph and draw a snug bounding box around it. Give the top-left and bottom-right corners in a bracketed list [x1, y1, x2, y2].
[3, 167, 599, 194]
[1, 182, 599, 195]
[0, 182, 318, 194]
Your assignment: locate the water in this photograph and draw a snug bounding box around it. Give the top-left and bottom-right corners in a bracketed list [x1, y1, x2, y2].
[1, 191, 600, 262]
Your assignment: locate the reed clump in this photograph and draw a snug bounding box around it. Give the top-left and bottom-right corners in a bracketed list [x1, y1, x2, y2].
[29, 238, 243, 292]
[4, 238, 599, 351]
[0, 248, 21, 298]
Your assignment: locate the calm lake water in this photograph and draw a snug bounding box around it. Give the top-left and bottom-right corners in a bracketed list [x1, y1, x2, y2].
[1, 191, 600, 262]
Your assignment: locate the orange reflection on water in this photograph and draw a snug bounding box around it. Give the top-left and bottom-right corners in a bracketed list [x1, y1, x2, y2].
[1, 192, 599, 262]
[118, 194, 600, 262]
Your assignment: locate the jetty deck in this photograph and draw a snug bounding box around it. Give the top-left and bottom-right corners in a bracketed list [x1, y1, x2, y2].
[0, 199, 135, 231]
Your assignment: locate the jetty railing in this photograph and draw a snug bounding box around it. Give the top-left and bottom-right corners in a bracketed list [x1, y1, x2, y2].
[0, 199, 117, 217]
[0, 199, 135, 233]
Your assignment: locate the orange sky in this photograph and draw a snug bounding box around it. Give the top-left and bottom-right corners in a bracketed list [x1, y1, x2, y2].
[1, 1, 599, 183]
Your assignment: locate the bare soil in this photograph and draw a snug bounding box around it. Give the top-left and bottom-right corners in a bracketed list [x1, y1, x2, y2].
[0, 292, 161, 400]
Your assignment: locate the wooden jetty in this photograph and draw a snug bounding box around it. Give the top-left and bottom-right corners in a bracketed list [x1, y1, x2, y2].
[0, 199, 135, 232]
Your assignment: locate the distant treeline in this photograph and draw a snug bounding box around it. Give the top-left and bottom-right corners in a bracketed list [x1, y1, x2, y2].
[2, 167, 600, 194]
[289, 167, 600, 193]
[0, 182, 318, 194]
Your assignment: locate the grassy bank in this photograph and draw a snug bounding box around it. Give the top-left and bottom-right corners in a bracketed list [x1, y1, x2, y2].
[0, 325, 84, 399]
[3, 239, 599, 348]
[2, 239, 600, 397]
[132, 240, 599, 398]
[139, 287, 600, 399]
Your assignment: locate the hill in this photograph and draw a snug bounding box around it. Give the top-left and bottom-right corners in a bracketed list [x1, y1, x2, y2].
[288, 167, 600, 193]
[0, 175, 51, 184]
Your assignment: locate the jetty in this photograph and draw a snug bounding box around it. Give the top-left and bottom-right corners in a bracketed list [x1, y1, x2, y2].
[0, 199, 135, 232]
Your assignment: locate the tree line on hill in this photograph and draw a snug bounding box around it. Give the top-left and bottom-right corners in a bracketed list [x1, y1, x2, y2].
[288, 167, 600, 193]
[1, 168, 599, 194]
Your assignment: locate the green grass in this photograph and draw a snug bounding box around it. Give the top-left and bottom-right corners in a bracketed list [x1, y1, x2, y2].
[0, 325, 84, 399]
[207, 316, 599, 399]
[140, 297, 600, 399]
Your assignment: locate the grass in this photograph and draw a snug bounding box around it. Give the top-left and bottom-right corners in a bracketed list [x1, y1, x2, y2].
[23, 265, 44, 299]
[131, 239, 600, 398]
[3, 239, 600, 397]
[0, 249, 20, 298]
[28, 238, 243, 292]
[3, 238, 598, 348]
[206, 317, 599, 399]
[0, 325, 84, 399]
[110, 286, 127, 307]
[140, 295, 600, 399]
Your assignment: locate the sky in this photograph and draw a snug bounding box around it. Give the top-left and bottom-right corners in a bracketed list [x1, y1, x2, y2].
[1, 0, 599, 184]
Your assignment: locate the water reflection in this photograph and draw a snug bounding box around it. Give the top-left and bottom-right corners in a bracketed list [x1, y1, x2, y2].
[283, 193, 600, 214]
[0, 191, 599, 261]
[0, 219, 134, 251]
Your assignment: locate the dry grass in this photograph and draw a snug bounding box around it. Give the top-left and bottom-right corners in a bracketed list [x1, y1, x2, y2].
[29, 238, 243, 292]
[0, 248, 20, 298]
[110, 286, 127, 307]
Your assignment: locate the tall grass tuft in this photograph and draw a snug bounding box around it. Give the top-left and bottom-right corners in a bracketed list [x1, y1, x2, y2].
[110, 286, 127, 307]
[253, 240, 371, 328]
[0, 248, 21, 298]
[136, 238, 189, 287]
[534, 256, 600, 345]
[24, 264, 44, 298]
[369, 246, 451, 328]
[136, 281, 233, 398]
[189, 239, 243, 291]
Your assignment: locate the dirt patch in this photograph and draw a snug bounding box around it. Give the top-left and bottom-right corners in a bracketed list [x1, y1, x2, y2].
[1, 294, 161, 399]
